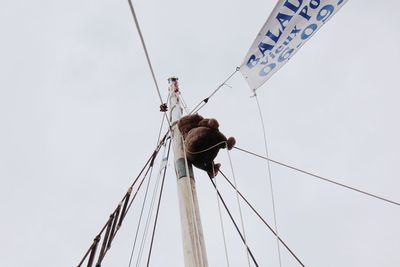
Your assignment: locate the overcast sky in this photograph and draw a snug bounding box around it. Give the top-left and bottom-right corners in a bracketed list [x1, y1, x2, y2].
[1, 0, 399, 266]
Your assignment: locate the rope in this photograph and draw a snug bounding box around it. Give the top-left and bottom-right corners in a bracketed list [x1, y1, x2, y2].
[234, 146, 400, 207]
[124, 133, 169, 217]
[226, 150, 251, 267]
[212, 163, 230, 267]
[208, 177, 260, 267]
[127, 0, 163, 104]
[127, 163, 154, 267]
[219, 170, 306, 267]
[146, 139, 172, 266]
[190, 68, 239, 114]
[253, 94, 282, 267]
[128, 115, 168, 267]
[178, 92, 190, 115]
[76, 140, 166, 267]
[135, 144, 168, 266]
[185, 140, 227, 155]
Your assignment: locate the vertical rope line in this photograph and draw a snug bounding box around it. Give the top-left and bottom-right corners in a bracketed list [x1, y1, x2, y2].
[128, 164, 154, 267]
[212, 163, 230, 267]
[135, 143, 168, 267]
[128, 113, 169, 266]
[254, 94, 282, 267]
[208, 178, 260, 267]
[226, 150, 251, 267]
[181, 136, 205, 266]
[146, 139, 172, 266]
[219, 170, 305, 267]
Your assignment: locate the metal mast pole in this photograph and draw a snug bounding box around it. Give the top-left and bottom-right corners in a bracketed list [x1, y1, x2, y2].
[168, 77, 209, 267]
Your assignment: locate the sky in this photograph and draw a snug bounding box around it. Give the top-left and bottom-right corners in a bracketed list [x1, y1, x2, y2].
[1, 0, 400, 266]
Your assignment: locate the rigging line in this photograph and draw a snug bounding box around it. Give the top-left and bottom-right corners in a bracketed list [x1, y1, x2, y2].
[109, 162, 154, 245]
[77, 147, 160, 267]
[78, 169, 151, 267]
[234, 146, 400, 208]
[136, 143, 169, 266]
[253, 94, 282, 267]
[185, 140, 227, 155]
[123, 133, 169, 218]
[226, 150, 251, 267]
[212, 163, 230, 267]
[127, 0, 163, 104]
[190, 67, 240, 114]
[162, 92, 172, 129]
[146, 139, 172, 266]
[135, 169, 162, 267]
[128, 115, 168, 267]
[178, 92, 190, 115]
[208, 177, 260, 267]
[128, 161, 155, 267]
[219, 170, 306, 267]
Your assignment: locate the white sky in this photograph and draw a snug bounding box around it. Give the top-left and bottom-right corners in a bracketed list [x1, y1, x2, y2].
[1, 0, 399, 266]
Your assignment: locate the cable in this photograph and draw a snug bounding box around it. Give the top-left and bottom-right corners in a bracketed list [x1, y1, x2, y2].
[124, 133, 169, 217]
[128, 164, 154, 267]
[226, 150, 251, 267]
[127, 0, 163, 104]
[190, 68, 239, 114]
[135, 144, 168, 266]
[178, 92, 190, 115]
[212, 163, 230, 267]
[77, 143, 165, 267]
[234, 146, 400, 207]
[219, 170, 305, 267]
[128, 116, 168, 267]
[146, 139, 172, 266]
[208, 177, 260, 267]
[253, 94, 282, 267]
[185, 140, 227, 155]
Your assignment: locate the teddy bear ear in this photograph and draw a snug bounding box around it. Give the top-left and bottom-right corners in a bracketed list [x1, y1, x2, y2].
[227, 137, 236, 150]
[198, 119, 209, 127]
[208, 119, 219, 129]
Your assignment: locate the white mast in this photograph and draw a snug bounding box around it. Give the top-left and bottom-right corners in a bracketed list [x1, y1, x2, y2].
[168, 77, 209, 267]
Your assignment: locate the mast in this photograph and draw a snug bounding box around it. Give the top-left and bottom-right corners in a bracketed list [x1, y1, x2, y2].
[168, 77, 209, 267]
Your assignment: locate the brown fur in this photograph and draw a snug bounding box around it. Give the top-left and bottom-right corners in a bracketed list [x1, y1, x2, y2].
[178, 114, 236, 178]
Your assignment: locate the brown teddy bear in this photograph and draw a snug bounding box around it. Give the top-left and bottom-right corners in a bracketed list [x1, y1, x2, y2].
[178, 114, 236, 178]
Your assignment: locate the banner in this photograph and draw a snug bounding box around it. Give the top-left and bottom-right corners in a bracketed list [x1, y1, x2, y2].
[240, 0, 348, 90]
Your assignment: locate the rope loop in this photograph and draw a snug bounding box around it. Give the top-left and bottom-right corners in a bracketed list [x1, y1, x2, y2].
[184, 141, 227, 155]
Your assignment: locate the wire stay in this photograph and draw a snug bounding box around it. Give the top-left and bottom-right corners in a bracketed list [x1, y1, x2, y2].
[234, 146, 400, 207]
[226, 150, 251, 267]
[219, 170, 305, 267]
[212, 163, 230, 267]
[208, 177, 260, 267]
[128, 115, 169, 267]
[146, 139, 172, 266]
[190, 68, 239, 114]
[76, 131, 169, 267]
[127, 0, 163, 104]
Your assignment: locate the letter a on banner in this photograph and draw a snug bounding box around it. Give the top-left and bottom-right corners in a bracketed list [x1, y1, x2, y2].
[240, 0, 348, 90]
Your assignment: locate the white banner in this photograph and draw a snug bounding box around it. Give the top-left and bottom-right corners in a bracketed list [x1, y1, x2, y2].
[240, 0, 348, 90]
